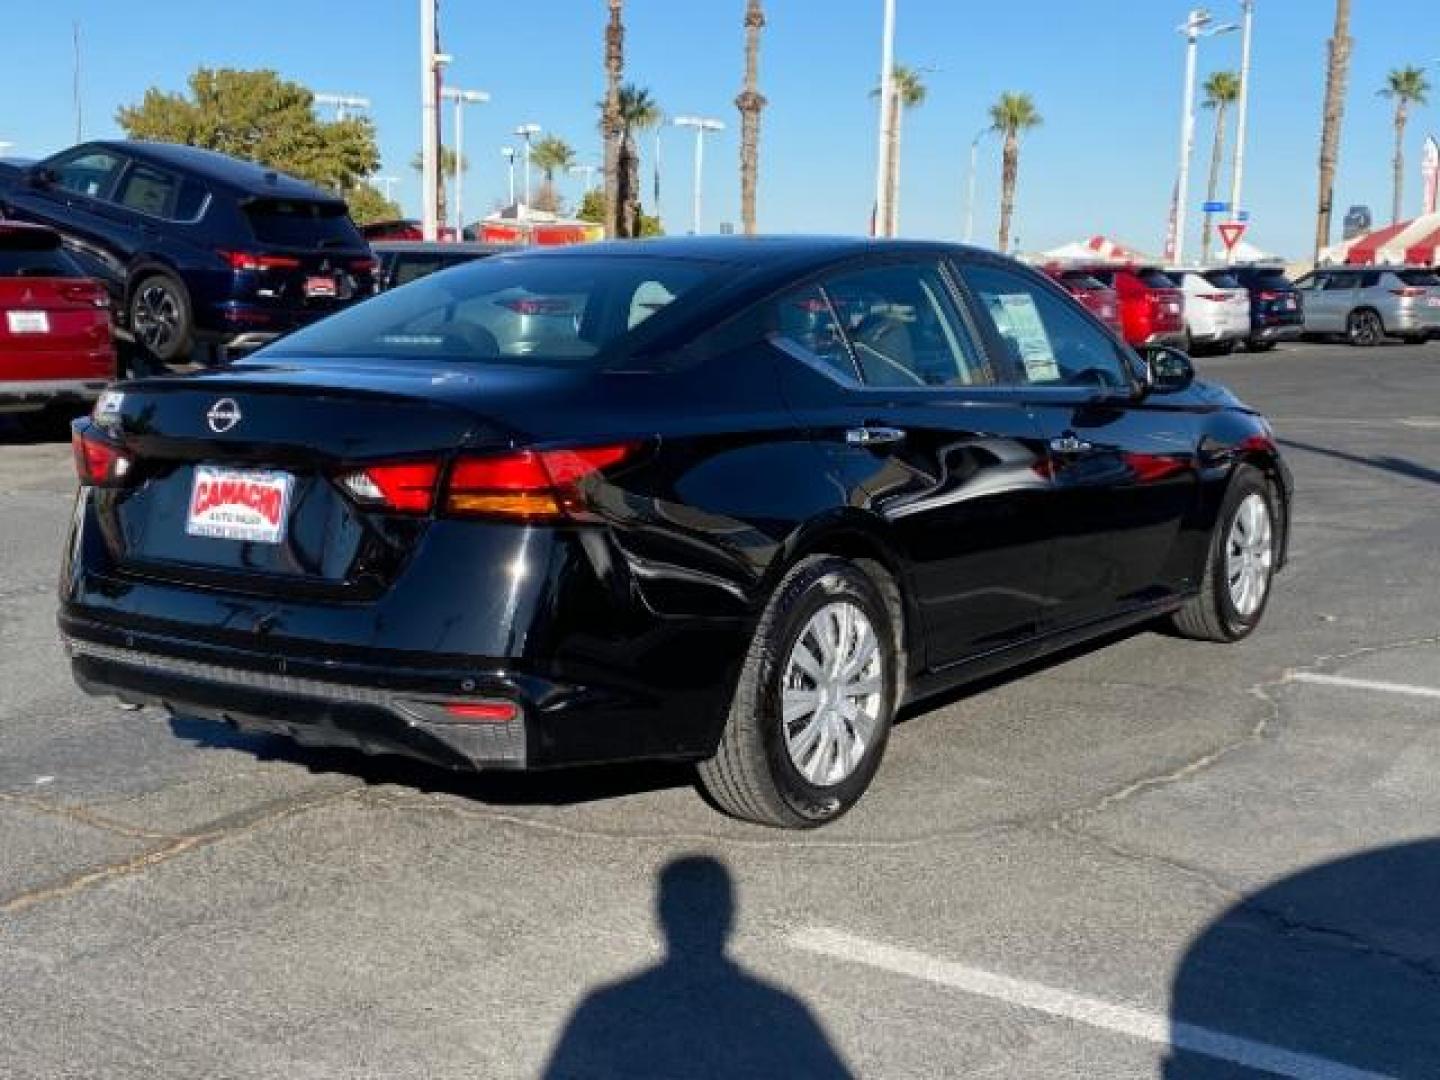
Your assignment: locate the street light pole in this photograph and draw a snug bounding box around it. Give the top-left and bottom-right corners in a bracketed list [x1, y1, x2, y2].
[442, 87, 489, 239]
[419, 0, 441, 240]
[873, 0, 897, 237]
[501, 147, 516, 207]
[514, 124, 541, 219]
[315, 93, 372, 122]
[569, 163, 598, 193]
[1226, 0, 1255, 264]
[1170, 9, 1237, 264]
[964, 126, 988, 244]
[378, 176, 400, 201]
[673, 116, 724, 234]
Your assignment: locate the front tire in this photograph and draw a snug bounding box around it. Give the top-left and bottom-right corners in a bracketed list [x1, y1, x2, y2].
[129, 273, 194, 365]
[1171, 465, 1279, 643]
[1346, 308, 1384, 347]
[698, 556, 898, 828]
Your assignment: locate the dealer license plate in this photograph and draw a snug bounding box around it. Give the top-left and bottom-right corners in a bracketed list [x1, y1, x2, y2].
[186, 466, 294, 544]
[304, 276, 338, 298]
[6, 311, 49, 334]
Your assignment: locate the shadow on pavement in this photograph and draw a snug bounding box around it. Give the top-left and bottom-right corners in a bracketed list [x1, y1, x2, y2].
[166, 713, 697, 807]
[1279, 436, 1440, 487]
[1166, 839, 1440, 1077]
[543, 855, 854, 1079]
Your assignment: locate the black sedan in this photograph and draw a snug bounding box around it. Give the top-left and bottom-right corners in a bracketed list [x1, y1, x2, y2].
[60, 237, 1291, 828]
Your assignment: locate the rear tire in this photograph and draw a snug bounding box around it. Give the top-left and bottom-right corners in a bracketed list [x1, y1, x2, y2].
[128, 272, 194, 366]
[697, 556, 898, 828]
[1171, 465, 1278, 643]
[1345, 308, 1384, 347]
[1246, 339, 1276, 353]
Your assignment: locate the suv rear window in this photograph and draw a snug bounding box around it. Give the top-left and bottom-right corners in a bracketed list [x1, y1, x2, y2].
[1398, 269, 1440, 287]
[265, 255, 715, 366]
[1238, 267, 1292, 288]
[1202, 271, 1241, 289]
[244, 199, 364, 249]
[1059, 271, 1106, 290]
[1133, 268, 1176, 289]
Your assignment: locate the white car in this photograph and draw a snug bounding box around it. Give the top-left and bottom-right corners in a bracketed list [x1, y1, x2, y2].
[1164, 268, 1251, 354]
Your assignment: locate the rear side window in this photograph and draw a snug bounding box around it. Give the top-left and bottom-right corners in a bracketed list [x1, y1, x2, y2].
[1086, 269, 1116, 286]
[265, 255, 713, 365]
[116, 163, 180, 218]
[1359, 272, 1381, 289]
[1321, 274, 1354, 291]
[175, 179, 210, 221]
[1398, 269, 1440, 286]
[245, 199, 364, 249]
[769, 285, 857, 382]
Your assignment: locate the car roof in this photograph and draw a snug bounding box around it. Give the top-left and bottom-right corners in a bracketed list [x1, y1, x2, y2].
[371, 241, 509, 255]
[81, 141, 341, 202]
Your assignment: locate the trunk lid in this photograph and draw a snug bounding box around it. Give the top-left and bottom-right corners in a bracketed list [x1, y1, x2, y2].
[92, 359, 575, 596]
[0, 277, 111, 357]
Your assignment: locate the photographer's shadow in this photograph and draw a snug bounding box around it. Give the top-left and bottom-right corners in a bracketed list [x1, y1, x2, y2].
[544, 855, 854, 1080]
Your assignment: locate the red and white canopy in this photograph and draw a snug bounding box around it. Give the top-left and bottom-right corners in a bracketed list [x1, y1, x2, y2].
[1039, 235, 1159, 265]
[1325, 213, 1440, 265]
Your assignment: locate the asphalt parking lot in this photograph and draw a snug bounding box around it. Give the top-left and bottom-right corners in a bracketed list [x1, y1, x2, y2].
[2, 340, 1438, 1079]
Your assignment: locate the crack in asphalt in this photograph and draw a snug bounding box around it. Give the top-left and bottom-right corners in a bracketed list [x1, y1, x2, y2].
[0, 782, 363, 915]
[0, 791, 174, 842]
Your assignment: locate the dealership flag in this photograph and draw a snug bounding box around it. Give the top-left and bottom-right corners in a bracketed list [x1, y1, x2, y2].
[1424, 136, 1439, 216]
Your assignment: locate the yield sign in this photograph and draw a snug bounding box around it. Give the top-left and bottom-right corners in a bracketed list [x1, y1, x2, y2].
[1218, 221, 1247, 252]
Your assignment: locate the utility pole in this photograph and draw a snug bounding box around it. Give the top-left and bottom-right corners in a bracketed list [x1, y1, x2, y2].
[442, 87, 489, 239]
[674, 116, 724, 234]
[1227, 0, 1255, 263]
[419, 0, 440, 240]
[873, 0, 897, 236]
[1170, 9, 1237, 264]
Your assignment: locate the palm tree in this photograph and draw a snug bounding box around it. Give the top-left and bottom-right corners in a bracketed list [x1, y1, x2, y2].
[1314, 0, 1353, 261]
[989, 91, 1042, 254]
[869, 65, 927, 234]
[1381, 66, 1431, 224]
[736, 0, 767, 235]
[617, 83, 662, 237]
[601, 0, 625, 237]
[1200, 71, 1241, 263]
[530, 135, 577, 214]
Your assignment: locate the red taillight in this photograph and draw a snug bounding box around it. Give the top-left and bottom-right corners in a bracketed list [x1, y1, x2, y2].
[499, 297, 573, 316]
[1257, 290, 1280, 301]
[1390, 287, 1426, 298]
[442, 701, 519, 723]
[348, 257, 378, 273]
[71, 425, 131, 486]
[1195, 292, 1231, 302]
[217, 249, 302, 272]
[338, 461, 440, 513]
[446, 443, 638, 520]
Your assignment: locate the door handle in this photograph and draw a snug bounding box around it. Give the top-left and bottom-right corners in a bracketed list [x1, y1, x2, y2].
[846, 426, 906, 447]
[1049, 434, 1093, 455]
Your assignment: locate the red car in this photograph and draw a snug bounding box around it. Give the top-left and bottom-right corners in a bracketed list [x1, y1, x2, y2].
[1075, 264, 1186, 348]
[1042, 265, 1124, 337]
[0, 223, 115, 416]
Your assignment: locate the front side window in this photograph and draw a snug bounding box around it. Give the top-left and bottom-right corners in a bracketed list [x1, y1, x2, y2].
[1322, 274, 1356, 291]
[265, 255, 714, 366]
[50, 150, 124, 200]
[768, 285, 856, 382]
[962, 263, 1133, 390]
[821, 262, 989, 388]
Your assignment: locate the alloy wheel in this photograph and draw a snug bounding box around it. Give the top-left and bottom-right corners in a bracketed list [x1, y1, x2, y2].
[1225, 492, 1274, 618]
[780, 601, 885, 787]
[1348, 310, 1381, 347]
[133, 283, 181, 355]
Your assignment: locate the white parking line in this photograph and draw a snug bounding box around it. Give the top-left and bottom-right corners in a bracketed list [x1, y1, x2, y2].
[1291, 672, 1440, 700]
[789, 926, 1392, 1080]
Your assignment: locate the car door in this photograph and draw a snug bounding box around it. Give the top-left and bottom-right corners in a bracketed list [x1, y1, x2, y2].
[771, 258, 1055, 670]
[955, 259, 1204, 634]
[1319, 271, 1359, 332]
[3, 148, 130, 291]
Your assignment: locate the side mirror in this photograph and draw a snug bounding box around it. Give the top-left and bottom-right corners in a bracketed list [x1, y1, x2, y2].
[1141, 345, 1195, 393]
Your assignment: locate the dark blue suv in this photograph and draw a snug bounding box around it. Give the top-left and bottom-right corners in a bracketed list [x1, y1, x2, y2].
[0, 141, 376, 365]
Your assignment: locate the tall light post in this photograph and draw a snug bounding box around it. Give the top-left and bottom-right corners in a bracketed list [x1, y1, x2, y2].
[501, 147, 517, 207]
[315, 93, 372, 121]
[673, 116, 724, 234]
[964, 126, 989, 244]
[377, 176, 400, 202]
[514, 124, 541, 218]
[1226, 0, 1256, 263]
[873, 0, 898, 237]
[418, 0, 447, 241]
[1170, 9, 1237, 264]
[653, 120, 666, 226]
[442, 87, 489, 238]
[569, 163, 599, 194]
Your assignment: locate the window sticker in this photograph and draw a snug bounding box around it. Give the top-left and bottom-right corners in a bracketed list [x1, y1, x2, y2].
[987, 292, 1059, 382]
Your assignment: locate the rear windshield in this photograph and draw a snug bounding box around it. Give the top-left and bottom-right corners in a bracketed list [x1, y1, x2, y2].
[1202, 270, 1241, 289]
[1059, 271, 1106, 290]
[1133, 268, 1176, 289]
[0, 246, 81, 277]
[1398, 269, 1440, 286]
[1238, 267, 1292, 288]
[265, 255, 715, 366]
[244, 199, 364, 250]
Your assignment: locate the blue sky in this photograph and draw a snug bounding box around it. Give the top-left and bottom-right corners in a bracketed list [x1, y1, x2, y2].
[0, 1, 1425, 259]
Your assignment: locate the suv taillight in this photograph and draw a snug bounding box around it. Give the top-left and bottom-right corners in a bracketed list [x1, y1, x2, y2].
[217, 250, 302, 272]
[71, 424, 132, 487]
[1390, 287, 1427, 298]
[337, 444, 640, 521]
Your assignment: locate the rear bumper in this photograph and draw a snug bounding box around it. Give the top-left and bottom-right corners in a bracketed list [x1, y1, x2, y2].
[0, 377, 111, 413]
[195, 297, 370, 349]
[1142, 329, 1187, 347]
[1251, 321, 1302, 342]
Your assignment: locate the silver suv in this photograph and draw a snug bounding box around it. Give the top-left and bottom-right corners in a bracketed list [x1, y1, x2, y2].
[1293, 265, 1440, 346]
